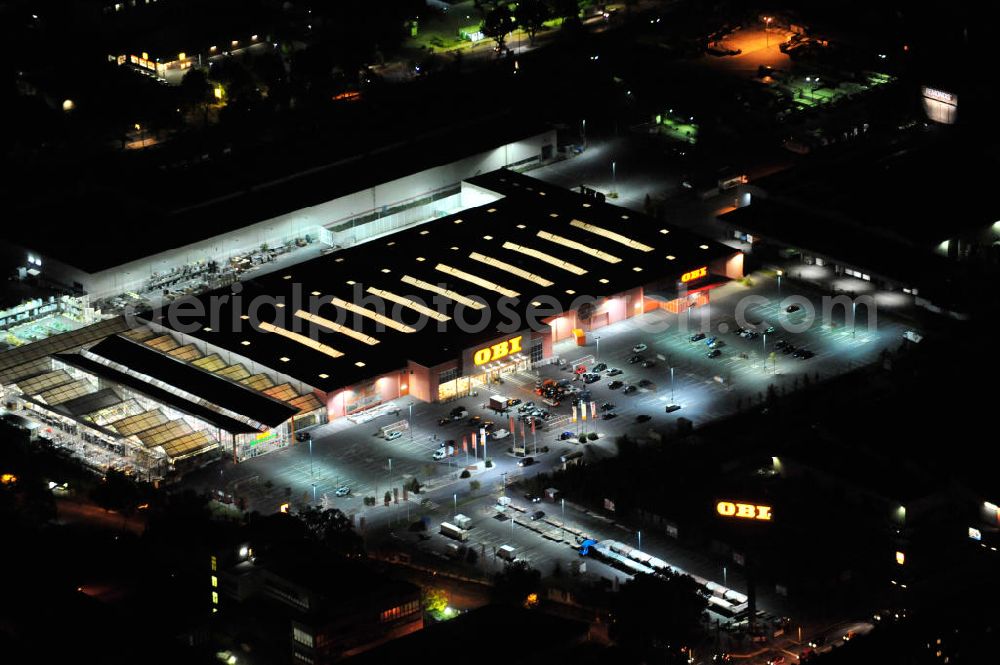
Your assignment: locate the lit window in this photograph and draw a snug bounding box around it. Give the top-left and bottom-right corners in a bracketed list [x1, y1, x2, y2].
[311, 291, 321, 296]
[565, 289, 576, 295]
[296, 310, 387, 342]
[283, 274, 292, 280]
[483, 235, 493, 240]
[450, 246, 459, 251]
[355, 361, 366, 368]
[211, 575, 218, 588]
[622, 215, 630, 220]
[366, 287, 451, 322]
[280, 356, 290, 362]
[487, 208, 497, 213]
[316, 299, 415, 334]
[516, 224, 526, 229]
[666, 255, 676, 261]
[435, 264, 520, 298]
[240, 315, 250, 320]
[211, 555, 217, 571]
[549, 213, 559, 218]
[401, 275, 486, 310]
[346, 280, 356, 285]
[536, 231, 621, 264]
[699, 244, 709, 250]
[258, 322, 344, 359]
[453, 219, 463, 224]
[204, 327, 213, 332]
[275, 303, 285, 308]
[381, 268, 391, 273]
[502, 241, 588, 275]
[416, 257, 426, 262]
[212, 591, 219, 605]
[386, 241, 396, 247]
[599, 278, 609, 284]
[531, 301, 542, 307]
[659, 229, 669, 234]
[469, 251, 554, 287]
[241, 340, 251, 346]
[335, 257, 344, 262]
[633, 267, 643, 272]
[570, 220, 654, 252]
[582, 203, 591, 208]
[318, 373, 329, 379]
[420, 230, 430, 235]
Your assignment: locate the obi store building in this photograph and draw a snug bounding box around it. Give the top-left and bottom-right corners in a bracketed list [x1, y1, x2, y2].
[138, 170, 743, 463]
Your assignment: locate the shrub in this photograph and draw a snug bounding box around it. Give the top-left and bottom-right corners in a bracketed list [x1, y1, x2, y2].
[460, 469, 471, 479]
[578, 435, 588, 444]
[587, 432, 598, 441]
[469, 480, 481, 491]
[485, 459, 494, 468]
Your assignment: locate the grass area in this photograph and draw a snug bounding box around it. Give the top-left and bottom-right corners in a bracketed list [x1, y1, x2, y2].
[655, 113, 698, 144]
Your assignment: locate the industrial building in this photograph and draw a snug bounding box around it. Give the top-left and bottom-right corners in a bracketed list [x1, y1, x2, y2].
[0, 169, 742, 479]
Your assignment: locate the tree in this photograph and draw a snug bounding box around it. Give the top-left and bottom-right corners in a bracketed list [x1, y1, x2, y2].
[516, 0, 550, 44]
[91, 469, 139, 514]
[179, 67, 214, 125]
[610, 572, 707, 659]
[422, 587, 449, 617]
[297, 506, 364, 556]
[482, 4, 515, 53]
[492, 560, 541, 606]
[547, 0, 580, 20]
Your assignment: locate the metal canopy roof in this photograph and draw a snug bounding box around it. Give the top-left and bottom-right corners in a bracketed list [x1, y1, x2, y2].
[146, 170, 739, 394]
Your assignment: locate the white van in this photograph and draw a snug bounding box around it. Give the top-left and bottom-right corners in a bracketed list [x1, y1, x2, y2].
[385, 430, 403, 441]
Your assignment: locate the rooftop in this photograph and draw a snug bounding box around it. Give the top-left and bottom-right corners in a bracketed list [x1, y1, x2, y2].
[147, 170, 739, 393]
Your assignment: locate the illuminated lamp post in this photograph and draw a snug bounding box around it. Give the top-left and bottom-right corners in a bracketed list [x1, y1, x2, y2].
[595, 335, 601, 360]
[764, 16, 772, 48]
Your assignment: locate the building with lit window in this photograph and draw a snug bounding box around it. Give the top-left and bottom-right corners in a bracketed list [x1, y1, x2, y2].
[214, 540, 423, 664]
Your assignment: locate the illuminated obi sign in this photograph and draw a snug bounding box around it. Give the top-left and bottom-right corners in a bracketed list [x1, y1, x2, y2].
[681, 266, 708, 283]
[473, 335, 523, 366]
[716, 501, 772, 521]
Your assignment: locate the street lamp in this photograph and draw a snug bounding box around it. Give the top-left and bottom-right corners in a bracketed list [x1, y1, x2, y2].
[637, 530, 642, 551]
[670, 366, 675, 402]
[777, 269, 783, 296]
[595, 335, 601, 360]
[611, 161, 617, 196]
[309, 437, 314, 480]
[762, 333, 767, 373]
[764, 16, 772, 48]
[453, 492, 457, 517]
[408, 403, 413, 439]
[852, 301, 857, 338]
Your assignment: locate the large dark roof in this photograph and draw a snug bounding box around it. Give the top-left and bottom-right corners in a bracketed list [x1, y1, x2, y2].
[5, 117, 550, 274]
[55, 352, 261, 434]
[147, 170, 739, 393]
[85, 334, 297, 429]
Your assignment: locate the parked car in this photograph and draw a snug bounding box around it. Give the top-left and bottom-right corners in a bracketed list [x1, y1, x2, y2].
[584, 373, 601, 384]
[704, 337, 717, 346]
[600, 402, 615, 411]
[518, 401, 535, 412]
[623, 385, 638, 395]
[635, 414, 651, 423]
[559, 431, 575, 440]
[627, 354, 643, 364]
[664, 404, 682, 413]
[638, 379, 653, 388]
[632, 343, 648, 353]
[438, 417, 451, 426]
[385, 430, 404, 441]
[295, 431, 311, 442]
[608, 380, 624, 390]
[641, 359, 656, 368]
[525, 492, 542, 503]
[334, 486, 351, 497]
[707, 349, 722, 359]
[602, 412, 618, 420]
[690, 332, 706, 341]
[606, 367, 623, 376]
[530, 510, 546, 521]
[518, 456, 535, 467]
[491, 428, 510, 440]
[593, 362, 608, 372]
[786, 304, 801, 313]
[542, 398, 561, 407]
